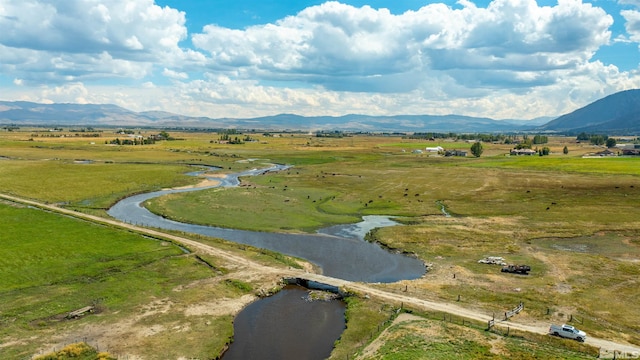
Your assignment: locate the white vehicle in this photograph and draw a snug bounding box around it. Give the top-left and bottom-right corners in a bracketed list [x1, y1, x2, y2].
[549, 324, 587, 342]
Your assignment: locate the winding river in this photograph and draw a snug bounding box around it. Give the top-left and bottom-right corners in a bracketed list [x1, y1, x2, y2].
[107, 165, 425, 283]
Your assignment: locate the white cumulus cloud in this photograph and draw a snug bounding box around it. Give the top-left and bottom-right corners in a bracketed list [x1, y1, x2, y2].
[622, 9, 640, 42]
[163, 68, 189, 80]
[0, 0, 192, 82]
[192, 0, 613, 93]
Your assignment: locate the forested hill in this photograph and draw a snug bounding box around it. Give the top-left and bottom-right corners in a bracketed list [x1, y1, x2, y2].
[538, 89, 640, 134]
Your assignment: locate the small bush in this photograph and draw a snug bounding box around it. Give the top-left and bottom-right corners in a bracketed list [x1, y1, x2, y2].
[34, 342, 116, 360]
[225, 278, 252, 292]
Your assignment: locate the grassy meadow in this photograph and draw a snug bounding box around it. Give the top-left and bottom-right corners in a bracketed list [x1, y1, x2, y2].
[1, 127, 639, 359]
[0, 199, 279, 359]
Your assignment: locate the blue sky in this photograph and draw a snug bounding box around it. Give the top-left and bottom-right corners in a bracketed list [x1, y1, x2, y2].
[1, 0, 639, 121]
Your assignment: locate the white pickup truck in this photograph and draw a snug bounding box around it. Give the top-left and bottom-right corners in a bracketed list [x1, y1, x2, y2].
[549, 324, 587, 342]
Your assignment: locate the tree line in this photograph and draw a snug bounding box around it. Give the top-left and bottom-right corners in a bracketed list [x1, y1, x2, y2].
[576, 132, 617, 147]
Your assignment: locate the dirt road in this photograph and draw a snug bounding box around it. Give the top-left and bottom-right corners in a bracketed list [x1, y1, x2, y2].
[2, 192, 639, 356]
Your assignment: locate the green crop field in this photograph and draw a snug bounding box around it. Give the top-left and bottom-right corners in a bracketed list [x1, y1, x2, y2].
[1, 128, 638, 359]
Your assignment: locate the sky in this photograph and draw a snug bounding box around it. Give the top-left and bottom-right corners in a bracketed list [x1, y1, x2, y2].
[1, 0, 639, 121]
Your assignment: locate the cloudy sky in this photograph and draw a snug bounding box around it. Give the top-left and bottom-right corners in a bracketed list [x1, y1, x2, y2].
[1, 0, 639, 120]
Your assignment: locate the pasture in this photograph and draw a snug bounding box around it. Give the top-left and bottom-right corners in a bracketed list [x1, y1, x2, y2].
[0, 199, 250, 359]
[1, 127, 639, 359]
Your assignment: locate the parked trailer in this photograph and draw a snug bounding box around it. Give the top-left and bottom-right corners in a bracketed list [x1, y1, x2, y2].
[501, 264, 531, 274]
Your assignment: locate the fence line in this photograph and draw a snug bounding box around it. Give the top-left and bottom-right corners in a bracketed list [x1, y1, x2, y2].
[504, 301, 524, 321]
[487, 312, 496, 330]
[569, 314, 583, 324]
[372, 284, 530, 330]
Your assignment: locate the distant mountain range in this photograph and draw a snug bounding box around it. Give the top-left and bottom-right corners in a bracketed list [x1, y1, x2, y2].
[0, 101, 544, 132]
[1, 89, 639, 134]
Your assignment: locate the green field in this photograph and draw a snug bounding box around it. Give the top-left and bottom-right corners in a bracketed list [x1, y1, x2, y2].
[1, 128, 638, 359]
[0, 200, 242, 359]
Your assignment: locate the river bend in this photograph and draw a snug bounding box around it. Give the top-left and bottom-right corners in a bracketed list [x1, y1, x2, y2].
[108, 165, 425, 283]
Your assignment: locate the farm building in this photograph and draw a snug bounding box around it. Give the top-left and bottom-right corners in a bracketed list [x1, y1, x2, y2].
[510, 148, 536, 155]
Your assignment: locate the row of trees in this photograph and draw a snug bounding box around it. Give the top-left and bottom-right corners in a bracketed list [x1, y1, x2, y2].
[218, 130, 254, 144]
[577, 132, 617, 147]
[430, 132, 623, 158]
[471, 143, 564, 157]
[106, 131, 173, 145]
[107, 137, 156, 145]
